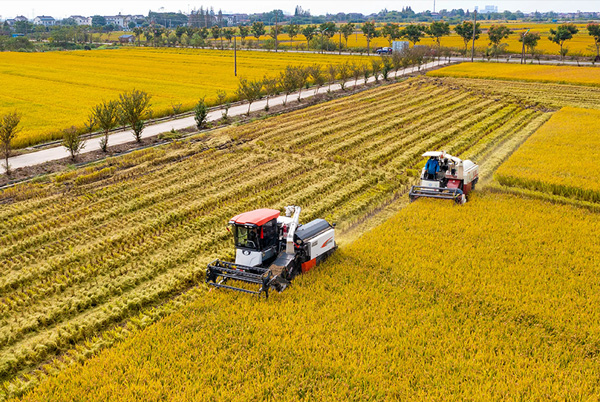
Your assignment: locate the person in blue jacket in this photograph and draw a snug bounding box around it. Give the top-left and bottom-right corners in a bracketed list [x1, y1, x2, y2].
[425, 156, 440, 180]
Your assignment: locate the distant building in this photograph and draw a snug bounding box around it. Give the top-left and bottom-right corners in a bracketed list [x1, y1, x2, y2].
[119, 34, 135, 43]
[480, 5, 498, 13]
[105, 13, 126, 28]
[6, 15, 29, 26]
[70, 15, 92, 25]
[33, 15, 56, 26]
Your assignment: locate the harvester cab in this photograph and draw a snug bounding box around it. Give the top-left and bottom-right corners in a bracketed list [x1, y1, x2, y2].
[206, 206, 337, 298]
[409, 151, 479, 204]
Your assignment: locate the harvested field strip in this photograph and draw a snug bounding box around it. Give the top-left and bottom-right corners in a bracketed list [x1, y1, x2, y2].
[427, 76, 600, 110]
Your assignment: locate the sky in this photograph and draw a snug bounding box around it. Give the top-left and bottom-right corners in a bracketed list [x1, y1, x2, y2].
[1, 0, 598, 20]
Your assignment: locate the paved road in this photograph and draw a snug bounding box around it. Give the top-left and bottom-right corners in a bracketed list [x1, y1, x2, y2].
[449, 56, 599, 66]
[2, 60, 449, 174]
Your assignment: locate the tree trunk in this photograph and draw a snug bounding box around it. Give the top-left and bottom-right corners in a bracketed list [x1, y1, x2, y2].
[560, 43, 563, 61]
[367, 38, 370, 55]
[247, 102, 251, 115]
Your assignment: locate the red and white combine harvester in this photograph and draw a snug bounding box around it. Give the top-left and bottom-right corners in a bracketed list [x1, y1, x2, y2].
[206, 206, 336, 297]
[409, 151, 479, 204]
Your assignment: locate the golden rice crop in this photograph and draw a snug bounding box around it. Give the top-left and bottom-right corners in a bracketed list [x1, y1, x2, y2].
[428, 62, 600, 87]
[0, 78, 551, 399]
[427, 76, 600, 110]
[0, 48, 367, 148]
[495, 107, 600, 202]
[15, 192, 600, 401]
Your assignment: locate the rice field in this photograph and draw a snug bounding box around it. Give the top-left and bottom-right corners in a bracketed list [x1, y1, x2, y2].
[0, 77, 552, 399]
[495, 107, 600, 203]
[428, 63, 600, 87]
[0, 48, 367, 148]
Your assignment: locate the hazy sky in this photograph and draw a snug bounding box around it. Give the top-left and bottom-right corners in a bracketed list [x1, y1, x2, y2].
[1, 0, 598, 20]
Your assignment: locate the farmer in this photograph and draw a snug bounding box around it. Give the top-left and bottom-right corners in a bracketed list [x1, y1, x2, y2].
[425, 156, 440, 180]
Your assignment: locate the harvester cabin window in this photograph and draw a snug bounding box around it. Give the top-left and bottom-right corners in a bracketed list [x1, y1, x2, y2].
[234, 226, 259, 250]
[260, 219, 278, 249]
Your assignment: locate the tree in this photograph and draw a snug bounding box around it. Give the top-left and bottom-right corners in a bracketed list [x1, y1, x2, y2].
[194, 98, 209, 129]
[351, 62, 362, 89]
[216, 90, 230, 120]
[223, 28, 235, 45]
[488, 24, 511, 58]
[519, 31, 541, 59]
[180, 33, 190, 47]
[238, 25, 249, 42]
[132, 27, 143, 46]
[62, 126, 85, 161]
[339, 23, 355, 49]
[251, 21, 266, 41]
[286, 23, 300, 46]
[381, 57, 393, 80]
[91, 15, 106, 27]
[295, 66, 310, 100]
[428, 21, 450, 47]
[549, 24, 579, 61]
[337, 62, 352, 90]
[190, 32, 203, 48]
[382, 23, 402, 46]
[301, 25, 317, 50]
[118, 90, 152, 143]
[211, 25, 221, 48]
[236, 77, 263, 115]
[361, 21, 379, 54]
[0, 111, 21, 175]
[279, 66, 298, 105]
[588, 23, 600, 60]
[401, 24, 426, 46]
[307, 64, 326, 94]
[167, 31, 178, 47]
[455, 21, 481, 54]
[361, 63, 371, 85]
[128, 21, 137, 30]
[262, 75, 279, 110]
[269, 24, 281, 50]
[89, 100, 119, 152]
[319, 22, 337, 38]
[327, 64, 337, 91]
[371, 59, 382, 82]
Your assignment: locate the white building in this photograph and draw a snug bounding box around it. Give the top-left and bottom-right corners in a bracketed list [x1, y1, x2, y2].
[5, 16, 28, 26]
[105, 14, 126, 28]
[70, 15, 92, 25]
[33, 16, 56, 26]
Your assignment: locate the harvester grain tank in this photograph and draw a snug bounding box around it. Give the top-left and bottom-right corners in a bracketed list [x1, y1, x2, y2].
[206, 206, 336, 297]
[409, 151, 479, 204]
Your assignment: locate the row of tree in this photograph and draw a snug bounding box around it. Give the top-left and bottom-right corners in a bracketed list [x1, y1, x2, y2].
[126, 21, 600, 59]
[234, 48, 434, 115]
[0, 90, 153, 176]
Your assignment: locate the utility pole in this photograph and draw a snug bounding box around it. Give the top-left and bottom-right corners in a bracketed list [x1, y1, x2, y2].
[471, 10, 477, 62]
[339, 29, 341, 55]
[521, 29, 530, 64]
[234, 35, 237, 76]
[275, 13, 278, 53]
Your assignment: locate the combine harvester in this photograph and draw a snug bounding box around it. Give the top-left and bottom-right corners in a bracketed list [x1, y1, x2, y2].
[409, 151, 479, 204]
[206, 206, 336, 298]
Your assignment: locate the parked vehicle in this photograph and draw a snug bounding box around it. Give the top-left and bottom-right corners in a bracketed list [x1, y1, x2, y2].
[376, 47, 393, 55]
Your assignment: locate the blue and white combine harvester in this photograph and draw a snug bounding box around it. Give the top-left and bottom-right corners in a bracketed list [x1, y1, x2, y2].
[409, 151, 479, 204]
